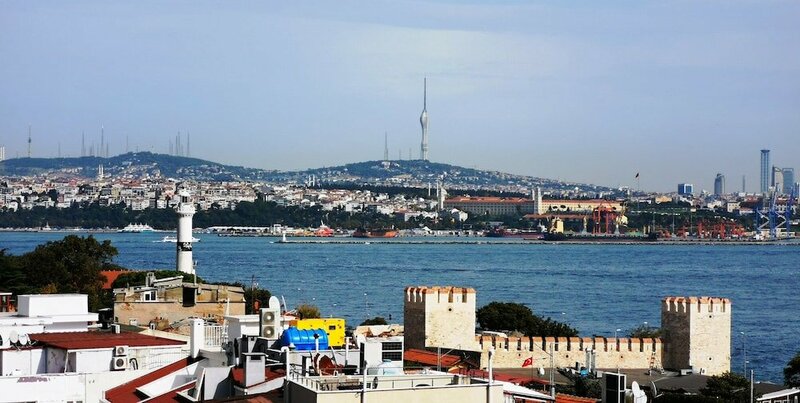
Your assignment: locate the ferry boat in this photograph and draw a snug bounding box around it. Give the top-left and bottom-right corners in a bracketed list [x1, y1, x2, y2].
[119, 223, 155, 233]
[157, 235, 200, 243]
[314, 221, 334, 237]
[352, 227, 398, 238]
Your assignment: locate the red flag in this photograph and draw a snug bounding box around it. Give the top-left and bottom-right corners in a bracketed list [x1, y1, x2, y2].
[522, 357, 533, 367]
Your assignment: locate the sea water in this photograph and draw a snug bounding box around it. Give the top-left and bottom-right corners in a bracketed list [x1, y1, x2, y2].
[0, 231, 796, 383]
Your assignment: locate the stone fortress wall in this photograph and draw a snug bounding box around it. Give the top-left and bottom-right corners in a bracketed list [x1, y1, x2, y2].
[404, 285, 731, 376]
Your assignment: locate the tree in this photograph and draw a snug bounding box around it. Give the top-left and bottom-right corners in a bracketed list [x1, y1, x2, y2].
[296, 304, 321, 319]
[477, 301, 578, 337]
[700, 371, 751, 402]
[360, 316, 388, 326]
[628, 324, 662, 338]
[21, 235, 117, 311]
[786, 351, 800, 387]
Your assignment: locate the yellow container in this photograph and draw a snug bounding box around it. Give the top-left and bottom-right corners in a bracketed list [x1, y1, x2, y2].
[291, 318, 346, 347]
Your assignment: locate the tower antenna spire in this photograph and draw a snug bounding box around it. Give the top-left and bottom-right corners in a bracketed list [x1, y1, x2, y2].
[419, 77, 429, 161]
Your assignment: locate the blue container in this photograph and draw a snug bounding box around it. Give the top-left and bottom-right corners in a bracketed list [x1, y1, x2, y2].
[280, 327, 329, 350]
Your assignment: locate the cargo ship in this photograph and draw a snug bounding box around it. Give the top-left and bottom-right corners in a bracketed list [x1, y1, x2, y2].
[352, 227, 398, 238]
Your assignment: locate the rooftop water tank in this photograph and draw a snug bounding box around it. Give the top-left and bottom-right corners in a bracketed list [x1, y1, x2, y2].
[280, 327, 329, 351]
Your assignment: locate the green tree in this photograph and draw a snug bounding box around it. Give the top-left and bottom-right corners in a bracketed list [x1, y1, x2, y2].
[700, 371, 752, 402]
[20, 235, 117, 311]
[297, 304, 321, 319]
[786, 351, 800, 387]
[476, 301, 578, 337]
[628, 324, 662, 338]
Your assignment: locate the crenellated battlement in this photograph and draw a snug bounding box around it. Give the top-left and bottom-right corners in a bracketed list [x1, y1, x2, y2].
[476, 335, 662, 353]
[404, 286, 475, 304]
[662, 296, 731, 314]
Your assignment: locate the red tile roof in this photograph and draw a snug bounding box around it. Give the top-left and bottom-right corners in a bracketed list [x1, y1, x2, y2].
[100, 270, 131, 290]
[230, 366, 286, 388]
[404, 348, 461, 367]
[459, 368, 550, 386]
[105, 357, 197, 403]
[556, 393, 599, 403]
[30, 331, 185, 350]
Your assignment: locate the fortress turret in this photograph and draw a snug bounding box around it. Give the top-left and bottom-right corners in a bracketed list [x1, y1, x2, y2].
[404, 286, 477, 351]
[175, 189, 196, 275]
[661, 296, 731, 375]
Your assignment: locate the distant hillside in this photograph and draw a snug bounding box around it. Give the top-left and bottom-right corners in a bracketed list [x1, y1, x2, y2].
[0, 154, 619, 195]
[0, 152, 276, 181]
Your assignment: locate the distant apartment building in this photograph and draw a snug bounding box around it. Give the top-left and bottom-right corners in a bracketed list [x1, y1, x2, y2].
[772, 166, 784, 194]
[677, 183, 694, 196]
[782, 168, 795, 195]
[714, 174, 725, 196]
[444, 189, 622, 217]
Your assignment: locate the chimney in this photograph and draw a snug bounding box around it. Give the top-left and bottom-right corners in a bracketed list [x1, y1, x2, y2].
[190, 318, 205, 359]
[243, 353, 266, 387]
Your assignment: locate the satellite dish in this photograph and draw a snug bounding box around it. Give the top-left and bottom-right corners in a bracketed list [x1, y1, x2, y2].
[268, 296, 280, 309]
[631, 381, 641, 393]
[18, 333, 30, 346]
[538, 367, 545, 376]
[650, 381, 661, 398]
[8, 330, 18, 345]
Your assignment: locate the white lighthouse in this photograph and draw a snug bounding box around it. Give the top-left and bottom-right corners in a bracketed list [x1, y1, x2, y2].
[175, 189, 196, 274]
[419, 78, 429, 161]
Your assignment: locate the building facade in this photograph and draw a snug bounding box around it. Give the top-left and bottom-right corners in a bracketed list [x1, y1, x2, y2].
[714, 174, 725, 196]
[761, 149, 771, 194]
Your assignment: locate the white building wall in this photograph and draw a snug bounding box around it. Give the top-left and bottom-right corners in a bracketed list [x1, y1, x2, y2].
[0, 348, 46, 376]
[18, 294, 87, 317]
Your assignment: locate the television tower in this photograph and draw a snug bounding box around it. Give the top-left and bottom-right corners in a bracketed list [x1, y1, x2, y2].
[27, 125, 31, 158]
[419, 78, 429, 161]
[81, 131, 86, 157]
[384, 132, 389, 162]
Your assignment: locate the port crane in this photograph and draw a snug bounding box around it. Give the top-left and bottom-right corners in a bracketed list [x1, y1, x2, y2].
[754, 190, 795, 239]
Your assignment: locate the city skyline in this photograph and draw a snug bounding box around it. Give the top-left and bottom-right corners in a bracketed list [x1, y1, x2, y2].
[1, 1, 799, 192]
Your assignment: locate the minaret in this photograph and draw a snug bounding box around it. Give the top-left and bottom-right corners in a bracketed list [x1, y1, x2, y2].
[27, 125, 32, 158]
[175, 189, 196, 274]
[100, 125, 104, 158]
[419, 78, 429, 161]
[81, 131, 86, 157]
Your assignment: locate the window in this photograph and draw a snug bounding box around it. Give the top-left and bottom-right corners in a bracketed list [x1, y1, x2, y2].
[142, 291, 156, 302]
[329, 325, 337, 331]
[382, 342, 402, 351]
[382, 351, 402, 361]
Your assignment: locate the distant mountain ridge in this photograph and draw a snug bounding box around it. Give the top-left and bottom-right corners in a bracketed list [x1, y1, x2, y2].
[0, 152, 617, 194]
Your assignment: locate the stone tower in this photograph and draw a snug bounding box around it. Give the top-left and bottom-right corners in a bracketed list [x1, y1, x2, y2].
[404, 286, 478, 351]
[661, 296, 731, 375]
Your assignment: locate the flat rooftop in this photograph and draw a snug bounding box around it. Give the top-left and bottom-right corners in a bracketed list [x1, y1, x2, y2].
[31, 331, 186, 350]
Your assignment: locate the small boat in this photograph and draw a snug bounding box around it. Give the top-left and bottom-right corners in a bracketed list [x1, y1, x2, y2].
[157, 235, 200, 243]
[314, 221, 334, 237]
[352, 227, 398, 238]
[119, 223, 155, 233]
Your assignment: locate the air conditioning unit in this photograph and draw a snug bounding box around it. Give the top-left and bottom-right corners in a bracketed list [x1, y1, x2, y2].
[114, 345, 129, 356]
[260, 306, 280, 340]
[112, 357, 128, 371]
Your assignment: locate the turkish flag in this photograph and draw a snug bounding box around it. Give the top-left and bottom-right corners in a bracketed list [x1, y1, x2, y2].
[522, 357, 533, 367]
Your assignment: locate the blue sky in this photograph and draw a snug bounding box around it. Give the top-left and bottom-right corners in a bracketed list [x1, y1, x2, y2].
[1, 1, 798, 192]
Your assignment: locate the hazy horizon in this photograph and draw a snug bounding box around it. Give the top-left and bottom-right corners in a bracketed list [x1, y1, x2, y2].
[1, 1, 798, 192]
